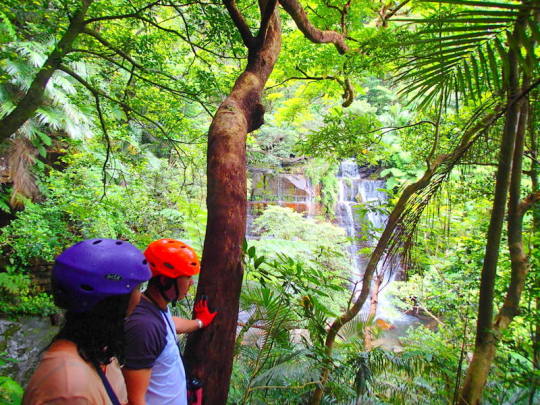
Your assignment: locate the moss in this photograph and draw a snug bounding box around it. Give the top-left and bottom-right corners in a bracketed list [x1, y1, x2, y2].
[303, 158, 339, 218]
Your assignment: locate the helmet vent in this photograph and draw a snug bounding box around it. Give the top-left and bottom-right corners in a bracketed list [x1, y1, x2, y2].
[115, 241, 123, 245]
[142, 260, 148, 265]
[92, 240, 102, 245]
[164, 262, 175, 269]
[191, 262, 197, 266]
[167, 240, 175, 243]
[80, 284, 94, 291]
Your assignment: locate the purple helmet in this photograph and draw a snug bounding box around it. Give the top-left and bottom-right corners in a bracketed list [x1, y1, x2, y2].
[52, 238, 151, 313]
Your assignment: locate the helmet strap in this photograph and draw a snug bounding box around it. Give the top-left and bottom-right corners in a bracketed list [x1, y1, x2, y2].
[157, 276, 180, 305]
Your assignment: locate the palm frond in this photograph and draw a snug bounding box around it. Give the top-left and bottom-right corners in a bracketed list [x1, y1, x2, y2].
[250, 348, 317, 387]
[394, 0, 537, 110]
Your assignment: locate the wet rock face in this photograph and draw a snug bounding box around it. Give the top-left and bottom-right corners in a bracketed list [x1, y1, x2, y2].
[249, 170, 317, 209]
[247, 169, 322, 237]
[0, 317, 58, 386]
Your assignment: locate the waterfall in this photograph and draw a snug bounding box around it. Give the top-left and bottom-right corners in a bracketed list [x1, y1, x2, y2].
[335, 160, 403, 322]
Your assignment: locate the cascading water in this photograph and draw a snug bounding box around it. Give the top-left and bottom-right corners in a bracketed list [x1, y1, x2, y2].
[245, 162, 418, 348]
[335, 160, 409, 324]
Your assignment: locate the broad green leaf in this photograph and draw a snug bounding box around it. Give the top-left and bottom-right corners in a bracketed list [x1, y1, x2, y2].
[254, 256, 265, 269]
[458, 10, 519, 17]
[477, 47, 492, 91]
[416, 0, 525, 9]
[470, 55, 482, 98]
[37, 144, 47, 158]
[462, 60, 475, 100]
[248, 245, 256, 258]
[0, 199, 10, 213]
[420, 25, 507, 34]
[404, 31, 494, 46]
[38, 132, 52, 146]
[486, 43, 501, 91]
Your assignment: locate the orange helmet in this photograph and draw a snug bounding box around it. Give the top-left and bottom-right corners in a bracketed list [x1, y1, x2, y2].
[144, 239, 200, 278]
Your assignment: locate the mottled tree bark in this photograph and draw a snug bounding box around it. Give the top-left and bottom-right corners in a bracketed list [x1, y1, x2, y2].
[0, 1, 92, 142]
[182, 2, 281, 404]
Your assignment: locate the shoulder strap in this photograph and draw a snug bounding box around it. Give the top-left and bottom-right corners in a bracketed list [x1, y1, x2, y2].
[95, 364, 121, 405]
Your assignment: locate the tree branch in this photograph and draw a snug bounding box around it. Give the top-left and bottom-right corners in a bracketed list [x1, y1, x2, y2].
[133, 14, 241, 59]
[279, 0, 349, 54]
[223, 0, 255, 47]
[258, 0, 279, 42]
[82, 28, 144, 70]
[69, 48, 214, 117]
[266, 66, 353, 106]
[83, 0, 162, 24]
[519, 191, 540, 215]
[58, 65, 192, 153]
[380, 0, 411, 27]
[0, 0, 93, 142]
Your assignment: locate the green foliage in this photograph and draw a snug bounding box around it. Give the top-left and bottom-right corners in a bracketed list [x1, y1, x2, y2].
[251, 206, 350, 281]
[0, 138, 206, 315]
[0, 0, 538, 403]
[0, 267, 55, 315]
[232, 243, 352, 404]
[0, 375, 23, 405]
[0, 39, 92, 140]
[0, 142, 206, 271]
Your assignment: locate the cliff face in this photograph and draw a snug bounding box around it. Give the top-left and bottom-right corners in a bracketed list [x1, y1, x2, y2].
[248, 168, 321, 216]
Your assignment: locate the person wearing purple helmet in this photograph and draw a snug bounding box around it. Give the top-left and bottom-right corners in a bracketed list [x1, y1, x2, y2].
[23, 238, 151, 405]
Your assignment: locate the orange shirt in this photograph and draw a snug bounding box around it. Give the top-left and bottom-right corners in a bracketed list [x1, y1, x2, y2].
[23, 340, 127, 405]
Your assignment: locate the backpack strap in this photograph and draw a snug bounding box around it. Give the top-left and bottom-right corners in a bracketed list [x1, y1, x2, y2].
[95, 364, 121, 405]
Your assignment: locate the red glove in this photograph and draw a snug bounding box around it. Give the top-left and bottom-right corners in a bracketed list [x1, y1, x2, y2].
[194, 297, 217, 327]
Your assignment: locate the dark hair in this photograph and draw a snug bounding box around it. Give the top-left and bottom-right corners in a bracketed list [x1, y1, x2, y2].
[53, 293, 131, 366]
[148, 275, 175, 289]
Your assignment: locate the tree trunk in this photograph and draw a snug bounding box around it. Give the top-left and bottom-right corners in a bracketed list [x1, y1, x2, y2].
[458, 41, 522, 405]
[363, 272, 383, 350]
[529, 98, 539, 405]
[182, 3, 281, 404]
[494, 88, 529, 331]
[0, 0, 92, 143]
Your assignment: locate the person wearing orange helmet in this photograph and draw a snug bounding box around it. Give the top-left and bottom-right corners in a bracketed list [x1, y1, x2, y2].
[122, 239, 216, 405]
